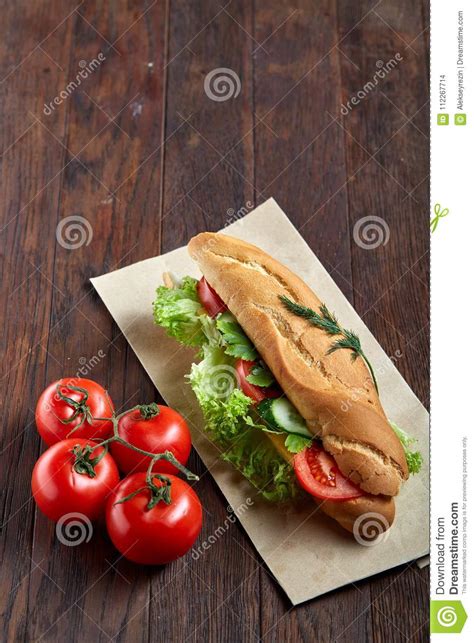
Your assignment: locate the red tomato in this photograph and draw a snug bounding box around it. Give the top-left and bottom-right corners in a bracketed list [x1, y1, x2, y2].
[235, 359, 280, 404]
[110, 405, 192, 475]
[293, 443, 364, 501]
[31, 438, 120, 522]
[106, 473, 202, 565]
[35, 378, 114, 446]
[197, 277, 227, 318]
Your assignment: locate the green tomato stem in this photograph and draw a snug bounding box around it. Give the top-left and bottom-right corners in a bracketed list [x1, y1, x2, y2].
[64, 402, 198, 508]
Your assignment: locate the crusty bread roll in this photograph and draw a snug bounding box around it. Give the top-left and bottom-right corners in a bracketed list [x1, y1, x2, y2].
[188, 232, 407, 532]
[267, 432, 395, 533]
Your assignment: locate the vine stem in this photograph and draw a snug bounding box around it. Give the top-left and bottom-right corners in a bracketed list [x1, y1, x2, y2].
[57, 396, 199, 508]
[88, 405, 199, 482]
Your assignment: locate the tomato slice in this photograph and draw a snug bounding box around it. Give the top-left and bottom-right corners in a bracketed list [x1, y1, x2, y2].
[197, 277, 227, 318]
[235, 359, 280, 404]
[293, 443, 364, 501]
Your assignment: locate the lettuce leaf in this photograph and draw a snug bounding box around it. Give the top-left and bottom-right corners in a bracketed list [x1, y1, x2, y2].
[188, 340, 299, 501]
[284, 434, 312, 454]
[216, 313, 258, 360]
[390, 421, 423, 475]
[154, 276, 300, 501]
[246, 362, 275, 387]
[223, 430, 301, 502]
[153, 276, 225, 352]
[153, 277, 206, 347]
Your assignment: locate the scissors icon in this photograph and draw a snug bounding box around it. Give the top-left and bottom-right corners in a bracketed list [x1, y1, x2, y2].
[430, 203, 449, 233]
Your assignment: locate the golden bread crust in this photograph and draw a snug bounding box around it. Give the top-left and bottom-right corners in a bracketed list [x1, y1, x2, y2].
[321, 495, 395, 534]
[188, 231, 408, 500]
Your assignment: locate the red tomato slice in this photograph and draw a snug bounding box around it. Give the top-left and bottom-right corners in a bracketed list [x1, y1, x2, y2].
[235, 359, 280, 404]
[197, 277, 227, 318]
[293, 443, 364, 501]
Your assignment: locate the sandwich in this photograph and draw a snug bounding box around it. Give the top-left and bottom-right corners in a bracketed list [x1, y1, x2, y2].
[152, 232, 422, 537]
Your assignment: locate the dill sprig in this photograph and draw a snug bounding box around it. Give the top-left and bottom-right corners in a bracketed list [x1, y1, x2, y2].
[280, 295, 379, 394]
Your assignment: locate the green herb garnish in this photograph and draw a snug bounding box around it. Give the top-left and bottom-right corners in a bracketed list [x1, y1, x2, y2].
[279, 296, 379, 393]
[215, 313, 258, 361]
[246, 362, 275, 387]
[284, 434, 312, 454]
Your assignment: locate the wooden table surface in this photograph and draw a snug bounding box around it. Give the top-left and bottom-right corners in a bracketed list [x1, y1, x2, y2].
[0, 1, 429, 641]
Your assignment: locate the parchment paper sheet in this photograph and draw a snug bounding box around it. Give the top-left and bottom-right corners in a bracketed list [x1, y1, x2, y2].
[91, 198, 429, 605]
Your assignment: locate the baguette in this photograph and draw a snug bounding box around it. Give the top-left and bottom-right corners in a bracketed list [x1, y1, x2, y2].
[188, 232, 408, 521]
[267, 433, 395, 533]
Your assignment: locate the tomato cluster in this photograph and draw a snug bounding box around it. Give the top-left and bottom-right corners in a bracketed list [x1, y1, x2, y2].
[32, 377, 202, 565]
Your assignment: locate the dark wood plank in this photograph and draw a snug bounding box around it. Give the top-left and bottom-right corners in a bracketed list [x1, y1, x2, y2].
[371, 564, 429, 642]
[0, 0, 429, 640]
[337, 0, 430, 639]
[255, 0, 354, 301]
[0, 3, 77, 640]
[251, 1, 376, 641]
[156, 1, 261, 641]
[337, 0, 429, 405]
[19, 2, 168, 641]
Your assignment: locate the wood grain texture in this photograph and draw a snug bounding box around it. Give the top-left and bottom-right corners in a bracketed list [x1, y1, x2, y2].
[0, 0, 429, 641]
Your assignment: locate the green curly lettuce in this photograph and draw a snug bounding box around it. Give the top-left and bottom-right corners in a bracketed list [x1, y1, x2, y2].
[152, 279, 302, 499]
[390, 421, 423, 475]
[188, 341, 300, 501]
[153, 277, 206, 347]
[223, 430, 300, 502]
[153, 276, 421, 501]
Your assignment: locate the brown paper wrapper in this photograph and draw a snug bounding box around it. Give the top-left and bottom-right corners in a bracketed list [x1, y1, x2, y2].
[91, 198, 428, 605]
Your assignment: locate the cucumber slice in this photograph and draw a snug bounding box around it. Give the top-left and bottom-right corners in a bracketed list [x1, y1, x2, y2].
[257, 397, 312, 438]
